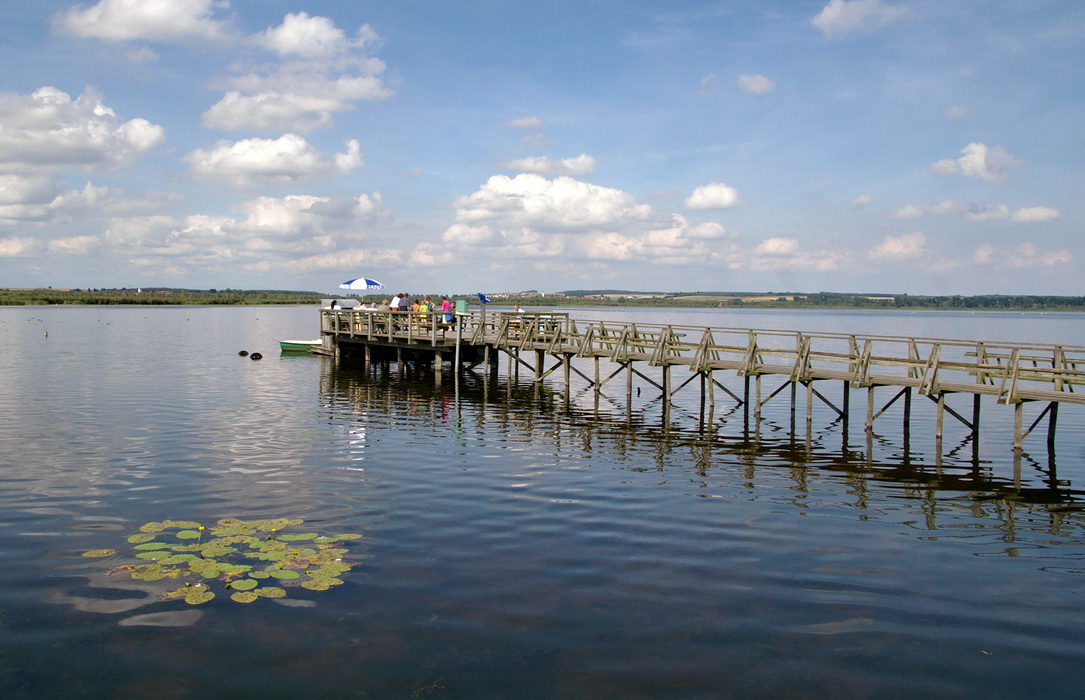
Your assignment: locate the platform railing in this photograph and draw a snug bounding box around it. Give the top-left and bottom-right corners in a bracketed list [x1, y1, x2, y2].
[323, 309, 1085, 405]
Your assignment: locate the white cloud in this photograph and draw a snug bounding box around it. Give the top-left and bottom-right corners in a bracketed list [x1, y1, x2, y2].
[931, 143, 1023, 183]
[231, 192, 382, 254]
[503, 154, 597, 176]
[52, 0, 230, 42]
[448, 174, 654, 233]
[258, 12, 378, 60]
[440, 177, 747, 267]
[716, 238, 848, 273]
[890, 200, 1015, 222]
[973, 244, 995, 265]
[124, 46, 159, 64]
[851, 194, 874, 209]
[285, 247, 401, 274]
[632, 221, 717, 264]
[736, 74, 775, 94]
[869, 232, 926, 260]
[49, 235, 103, 256]
[201, 13, 390, 133]
[0, 87, 164, 173]
[183, 135, 363, 188]
[756, 237, 800, 256]
[0, 236, 39, 257]
[102, 215, 178, 248]
[685, 183, 741, 210]
[0, 174, 64, 207]
[1011, 206, 1060, 223]
[443, 223, 500, 246]
[888, 200, 1056, 223]
[811, 0, 909, 40]
[100, 190, 386, 271]
[505, 116, 543, 130]
[973, 242, 1071, 268]
[946, 106, 970, 120]
[0, 177, 148, 226]
[203, 74, 391, 133]
[407, 241, 455, 268]
[683, 221, 730, 240]
[206, 73, 389, 132]
[697, 73, 718, 95]
[583, 232, 636, 261]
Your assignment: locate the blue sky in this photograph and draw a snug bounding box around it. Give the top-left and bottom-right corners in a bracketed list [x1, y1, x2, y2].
[1, 0, 1082, 295]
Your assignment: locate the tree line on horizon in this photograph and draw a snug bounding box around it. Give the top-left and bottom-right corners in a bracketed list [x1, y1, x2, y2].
[2, 287, 1084, 311]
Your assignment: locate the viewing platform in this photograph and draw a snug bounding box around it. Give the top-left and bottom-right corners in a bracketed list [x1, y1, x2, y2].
[319, 308, 1085, 453]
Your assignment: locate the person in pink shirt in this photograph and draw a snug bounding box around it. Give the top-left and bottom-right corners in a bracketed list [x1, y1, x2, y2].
[441, 296, 453, 327]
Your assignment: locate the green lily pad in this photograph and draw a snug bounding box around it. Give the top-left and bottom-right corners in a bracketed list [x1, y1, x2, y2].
[171, 553, 200, 562]
[311, 562, 352, 578]
[185, 590, 215, 605]
[254, 586, 287, 598]
[90, 516, 363, 609]
[159, 555, 196, 565]
[135, 551, 172, 560]
[215, 535, 258, 546]
[252, 551, 287, 562]
[130, 565, 175, 581]
[161, 585, 192, 600]
[199, 543, 237, 558]
[163, 520, 203, 530]
[229, 579, 258, 591]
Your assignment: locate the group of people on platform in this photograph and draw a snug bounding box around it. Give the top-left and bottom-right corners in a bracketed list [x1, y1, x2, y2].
[327, 296, 526, 330]
[383, 293, 453, 324]
[335, 293, 456, 327]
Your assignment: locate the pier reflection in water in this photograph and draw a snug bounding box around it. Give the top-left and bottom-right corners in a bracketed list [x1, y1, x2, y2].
[5, 306, 1085, 698]
[309, 359, 1085, 697]
[325, 357, 1085, 544]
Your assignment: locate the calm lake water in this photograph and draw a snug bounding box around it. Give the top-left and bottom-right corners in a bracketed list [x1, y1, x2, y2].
[2, 304, 1085, 698]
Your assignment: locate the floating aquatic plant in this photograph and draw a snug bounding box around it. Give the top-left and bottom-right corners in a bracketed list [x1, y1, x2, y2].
[83, 518, 363, 606]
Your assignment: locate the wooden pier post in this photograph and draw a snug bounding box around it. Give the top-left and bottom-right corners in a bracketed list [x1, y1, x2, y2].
[1013, 402, 1022, 450]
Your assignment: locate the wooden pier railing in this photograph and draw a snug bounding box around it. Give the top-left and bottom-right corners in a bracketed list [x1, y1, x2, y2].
[320, 309, 1085, 451]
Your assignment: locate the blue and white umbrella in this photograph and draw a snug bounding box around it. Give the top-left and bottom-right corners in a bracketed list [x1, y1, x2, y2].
[339, 277, 383, 290]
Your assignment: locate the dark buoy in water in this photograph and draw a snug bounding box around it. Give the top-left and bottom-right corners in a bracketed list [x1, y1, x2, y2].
[249, 352, 263, 360]
[238, 350, 249, 357]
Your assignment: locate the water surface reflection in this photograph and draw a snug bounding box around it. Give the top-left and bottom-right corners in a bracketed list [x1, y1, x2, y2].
[3, 306, 1085, 698]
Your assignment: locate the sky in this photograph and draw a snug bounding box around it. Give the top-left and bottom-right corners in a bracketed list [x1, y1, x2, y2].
[0, 0, 1082, 296]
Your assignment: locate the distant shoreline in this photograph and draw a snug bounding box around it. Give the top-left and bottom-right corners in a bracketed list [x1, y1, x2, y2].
[3, 287, 1084, 311]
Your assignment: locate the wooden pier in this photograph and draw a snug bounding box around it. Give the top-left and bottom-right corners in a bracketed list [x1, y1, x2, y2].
[320, 309, 1085, 453]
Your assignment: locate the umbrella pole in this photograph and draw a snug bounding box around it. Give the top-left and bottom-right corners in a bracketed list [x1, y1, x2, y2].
[454, 315, 462, 371]
[454, 313, 463, 393]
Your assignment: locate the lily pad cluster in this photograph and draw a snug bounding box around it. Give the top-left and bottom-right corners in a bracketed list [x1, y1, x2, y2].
[83, 518, 362, 605]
